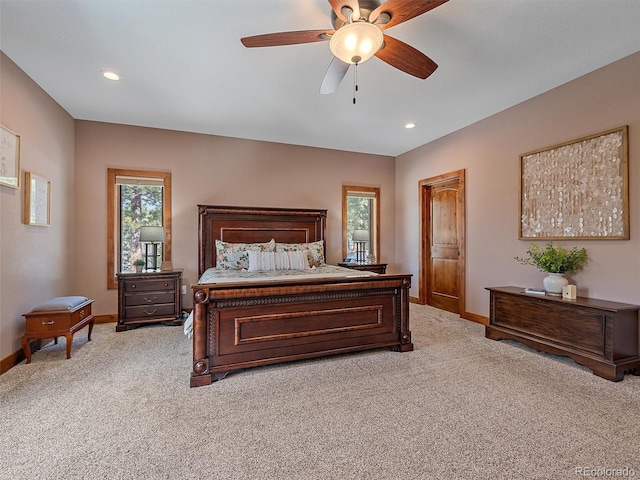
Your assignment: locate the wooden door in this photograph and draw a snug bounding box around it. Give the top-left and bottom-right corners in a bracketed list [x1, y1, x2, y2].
[419, 170, 465, 314]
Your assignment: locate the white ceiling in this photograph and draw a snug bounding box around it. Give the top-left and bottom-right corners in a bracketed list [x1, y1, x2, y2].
[1, 0, 639, 157]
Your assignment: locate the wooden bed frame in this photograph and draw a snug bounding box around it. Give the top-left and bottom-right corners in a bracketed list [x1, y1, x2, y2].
[190, 205, 413, 387]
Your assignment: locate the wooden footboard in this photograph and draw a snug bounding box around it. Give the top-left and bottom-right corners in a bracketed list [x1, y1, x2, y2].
[190, 274, 412, 387]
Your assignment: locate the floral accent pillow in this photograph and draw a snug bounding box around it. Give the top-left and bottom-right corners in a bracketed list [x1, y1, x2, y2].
[276, 240, 325, 268]
[215, 239, 275, 270]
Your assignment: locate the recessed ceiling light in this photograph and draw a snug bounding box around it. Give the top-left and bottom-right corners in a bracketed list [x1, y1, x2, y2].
[405, 122, 416, 129]
[101, 70, 122, 81]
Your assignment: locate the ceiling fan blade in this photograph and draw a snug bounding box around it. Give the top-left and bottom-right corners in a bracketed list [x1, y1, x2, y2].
[328, 0, 360, 22]
[375, 35, 438, 79]
[320, 57, 350, 94]
[241, 29, 333, 48]
[370, 0, 449, 29]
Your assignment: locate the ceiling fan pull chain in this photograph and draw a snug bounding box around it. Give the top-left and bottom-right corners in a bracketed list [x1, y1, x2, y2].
[353, 63, 359, 104]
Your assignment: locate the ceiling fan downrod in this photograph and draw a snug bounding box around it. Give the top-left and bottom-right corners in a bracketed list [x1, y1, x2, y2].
[353, 63, 358, 104]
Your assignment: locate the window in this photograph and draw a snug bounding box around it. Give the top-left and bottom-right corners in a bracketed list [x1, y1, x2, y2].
[342, 185, 380, 263]
[107, 169, 172, 289]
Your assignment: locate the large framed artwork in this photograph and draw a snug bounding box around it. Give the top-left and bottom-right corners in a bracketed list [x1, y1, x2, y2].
[24, 172, 51, 226]
[0, 124, 21, 189]
[519, 126, 629, 240]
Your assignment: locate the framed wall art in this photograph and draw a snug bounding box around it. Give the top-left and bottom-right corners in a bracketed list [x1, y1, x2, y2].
[0, 124, 21, 188]
[24, 172, 51, 226]
[519, 126, 629, 240]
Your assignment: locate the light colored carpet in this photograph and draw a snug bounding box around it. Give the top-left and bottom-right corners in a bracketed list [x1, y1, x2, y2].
[1, 304, 639, 480]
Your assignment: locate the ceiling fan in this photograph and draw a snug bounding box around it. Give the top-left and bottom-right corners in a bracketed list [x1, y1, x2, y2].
[241, 0, 449, 94]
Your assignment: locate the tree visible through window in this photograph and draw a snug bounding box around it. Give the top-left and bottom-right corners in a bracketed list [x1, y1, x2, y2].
[107, 169, 172, 289]
[342, 185, 380, 262]
[119, 183, 163, 272]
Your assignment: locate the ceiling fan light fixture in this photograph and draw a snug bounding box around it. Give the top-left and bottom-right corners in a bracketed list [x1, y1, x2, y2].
[101, 70, 122, 81]
[329, 21, 383, 65]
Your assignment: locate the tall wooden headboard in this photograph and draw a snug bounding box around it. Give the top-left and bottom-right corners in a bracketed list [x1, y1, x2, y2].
[197, 205, 328, 276]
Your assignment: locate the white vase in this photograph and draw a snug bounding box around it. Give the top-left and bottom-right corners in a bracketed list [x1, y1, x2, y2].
[543, 273, 568, 295]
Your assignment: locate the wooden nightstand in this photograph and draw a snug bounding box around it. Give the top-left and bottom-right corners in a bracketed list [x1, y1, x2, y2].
[338, 262, 387, 274]
[116, 270, 183, 331]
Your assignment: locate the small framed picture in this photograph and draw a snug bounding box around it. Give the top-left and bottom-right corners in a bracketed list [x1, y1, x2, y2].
[0, 124, 21, 189]
[24, 172, 51, 226]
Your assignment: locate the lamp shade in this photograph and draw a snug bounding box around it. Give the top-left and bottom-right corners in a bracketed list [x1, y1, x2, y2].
[352, 229, 370, 242]
[329, 21, 384, 65]
[139, 226, 165, 242]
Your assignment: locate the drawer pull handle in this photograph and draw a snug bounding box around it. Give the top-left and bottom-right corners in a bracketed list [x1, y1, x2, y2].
[144, 296, 157, 303]
[144, 309, 157, 316]
[164, 283, 169, 287]
[79, 310, 85, 319]
[131, 284, 137, 289]
[42, 321, 55, 325]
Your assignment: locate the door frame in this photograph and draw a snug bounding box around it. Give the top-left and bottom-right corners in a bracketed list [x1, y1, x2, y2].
[418, 169, 466, 313]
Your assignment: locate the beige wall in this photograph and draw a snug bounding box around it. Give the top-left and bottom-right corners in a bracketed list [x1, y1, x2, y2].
[396, 51, 640, 316]
[74, 121, 396, 316]
[0, 52, 76, 359]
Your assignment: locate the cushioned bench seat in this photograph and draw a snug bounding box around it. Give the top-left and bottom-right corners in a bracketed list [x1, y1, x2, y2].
[22, 296, 94, 363]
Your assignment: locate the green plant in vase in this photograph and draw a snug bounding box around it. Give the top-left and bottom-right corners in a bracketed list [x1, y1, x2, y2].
[515, 242, 588, 295]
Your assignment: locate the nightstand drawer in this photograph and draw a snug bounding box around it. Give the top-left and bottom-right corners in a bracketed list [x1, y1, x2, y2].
[338, 263, 387, 274]
[124, 278, 177, 293]
[125, 303, 177, 319]
[124, 291, 176, 307]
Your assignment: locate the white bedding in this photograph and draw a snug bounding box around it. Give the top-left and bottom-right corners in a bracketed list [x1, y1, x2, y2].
[183, 264, 378, 338]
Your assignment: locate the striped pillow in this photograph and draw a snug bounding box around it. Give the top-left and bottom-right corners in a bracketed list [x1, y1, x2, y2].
[248, 250, 310, 272]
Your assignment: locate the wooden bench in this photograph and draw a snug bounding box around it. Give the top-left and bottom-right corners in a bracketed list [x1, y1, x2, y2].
[22, 296, 94, 363]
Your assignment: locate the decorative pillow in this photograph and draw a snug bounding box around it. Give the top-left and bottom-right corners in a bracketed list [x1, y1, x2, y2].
[276, 240, 325, 268]
[215, 239, 275, 270]
[248, 250, 310, 272]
